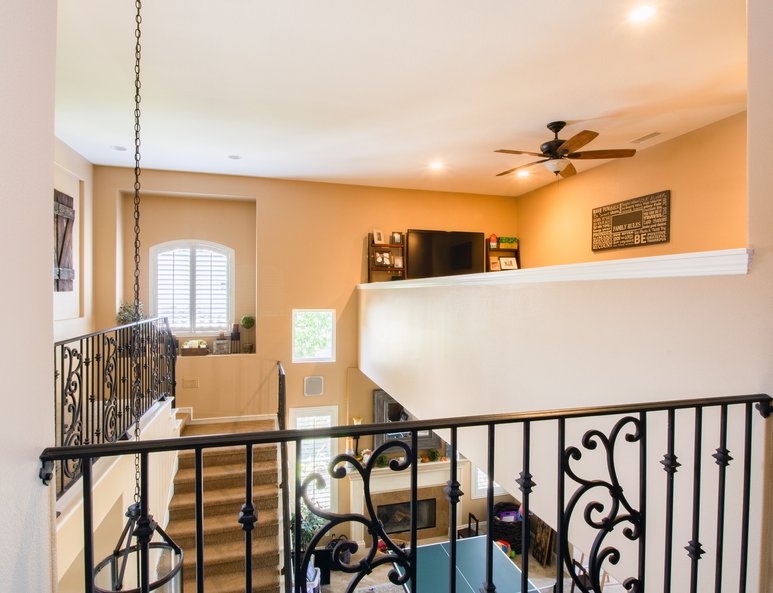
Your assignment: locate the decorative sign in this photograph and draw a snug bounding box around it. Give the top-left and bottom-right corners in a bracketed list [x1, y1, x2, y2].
[592, 190, 670, 251]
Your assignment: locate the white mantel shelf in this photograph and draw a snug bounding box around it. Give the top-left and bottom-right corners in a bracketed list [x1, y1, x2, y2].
[358, 248, 752, 290]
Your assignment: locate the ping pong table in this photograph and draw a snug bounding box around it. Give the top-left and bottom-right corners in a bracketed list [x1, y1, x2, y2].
[396, 535, 541, 593]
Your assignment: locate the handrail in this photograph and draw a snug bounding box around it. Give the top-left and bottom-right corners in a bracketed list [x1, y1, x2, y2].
[41, 392, 771, 462]
[54, 316, 168, 346]
[277, 361, 292, 593]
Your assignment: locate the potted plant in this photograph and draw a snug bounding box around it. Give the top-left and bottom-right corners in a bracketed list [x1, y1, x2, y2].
[290, 505, 326, 552]
[240, 314, 255, 353]
[116, 301, 144, 325]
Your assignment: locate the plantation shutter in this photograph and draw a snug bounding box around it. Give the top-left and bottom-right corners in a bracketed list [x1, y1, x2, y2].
[194, 247, 229, 332]
[153, 241, 231, 333]
[296, 414, 334, 509]
[156, 248, 192, 331]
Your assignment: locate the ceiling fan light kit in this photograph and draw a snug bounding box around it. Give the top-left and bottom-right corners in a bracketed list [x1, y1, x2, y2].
[544, 159, 570, 174]
[496, 120, 637, 179]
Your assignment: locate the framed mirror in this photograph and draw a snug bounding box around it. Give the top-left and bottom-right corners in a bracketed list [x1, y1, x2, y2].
[372, 389, 442, 451]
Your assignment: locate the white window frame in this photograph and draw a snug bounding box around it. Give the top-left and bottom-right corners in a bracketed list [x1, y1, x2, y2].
[471, 466, 507, 499]
[292, 309, 336, 363]
[289, 405, 339, 512]
[149, 239, 235, 335]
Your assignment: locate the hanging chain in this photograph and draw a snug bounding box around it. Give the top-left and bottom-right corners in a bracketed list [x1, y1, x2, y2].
[132, 0, 143, 505]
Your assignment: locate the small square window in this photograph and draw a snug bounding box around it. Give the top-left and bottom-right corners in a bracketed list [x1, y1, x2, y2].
[292, 309, 335, 363]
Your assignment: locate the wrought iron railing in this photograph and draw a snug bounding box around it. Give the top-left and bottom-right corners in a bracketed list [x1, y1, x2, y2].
[277, 361, 293, 593]
[39, 393, 770, 593]
[53, 317, 176, 496]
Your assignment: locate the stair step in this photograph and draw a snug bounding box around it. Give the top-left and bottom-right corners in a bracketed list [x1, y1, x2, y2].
[183, 567, 280, 593]
[167, 509, 279, 549]
[181, 419, 276, 437]
[177, 444, 277, 469]
[169, 484, 278, 522]
[174, 461, 278, 493]
[182, 537, 279, 574]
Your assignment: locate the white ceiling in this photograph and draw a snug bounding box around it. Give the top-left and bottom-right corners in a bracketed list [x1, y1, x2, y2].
[55, 0, 747, 197]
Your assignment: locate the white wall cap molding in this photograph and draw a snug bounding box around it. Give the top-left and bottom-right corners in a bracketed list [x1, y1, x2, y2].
[358, 248, 752, 290]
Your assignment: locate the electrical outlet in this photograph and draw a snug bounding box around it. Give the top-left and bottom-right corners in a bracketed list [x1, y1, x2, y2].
[182, 378, 199, 389]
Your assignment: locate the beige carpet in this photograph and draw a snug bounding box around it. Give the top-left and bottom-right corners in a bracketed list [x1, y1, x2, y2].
[165, 418, 281, 593]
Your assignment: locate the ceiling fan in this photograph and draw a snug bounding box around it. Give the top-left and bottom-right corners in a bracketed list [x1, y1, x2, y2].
[495, 120, 636, 178]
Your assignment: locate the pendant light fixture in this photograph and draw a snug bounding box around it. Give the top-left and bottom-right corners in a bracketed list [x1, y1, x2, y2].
[92, 2, 183, 591]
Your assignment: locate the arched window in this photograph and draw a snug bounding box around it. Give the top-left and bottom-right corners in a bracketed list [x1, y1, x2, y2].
[150, 240, 234, 334]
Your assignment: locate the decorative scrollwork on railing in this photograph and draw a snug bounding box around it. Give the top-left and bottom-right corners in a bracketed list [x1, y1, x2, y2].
[53, 318, 176, 497]
[562, 416, 643, 593]
[102, 335, 119, 443]
[299, 440, 414, 593]
[60, 345, 84, 482]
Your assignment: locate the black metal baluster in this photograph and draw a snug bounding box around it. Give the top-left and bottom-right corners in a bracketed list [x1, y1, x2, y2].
[639, 411, 647, 590]
[713, 404, 731, 593]
[446, 426, 460, 593]
[686, 407, 705, 593]
[518, 421, 535, 593]
[482, 423, 496, 593]
[240, 444, 257, 593]
[82, 456, 95, 593]
[294, 439, 302, 593]
[410, 430, 419, 593]
[556, 418, 565, 593]
[138, 452, 151, 593]
[59, 344, 65, 493]
[738, 402, 752, 593]
[84, 338, 91, 446]
[195, 448, 205, 593]
[661, 409, 679, 593]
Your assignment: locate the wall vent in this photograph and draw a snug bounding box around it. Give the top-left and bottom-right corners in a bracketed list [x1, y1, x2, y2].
[304, 376, 324, 397]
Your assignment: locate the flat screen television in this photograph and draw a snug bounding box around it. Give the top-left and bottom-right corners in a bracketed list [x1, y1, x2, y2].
[406, 229, 485, 279]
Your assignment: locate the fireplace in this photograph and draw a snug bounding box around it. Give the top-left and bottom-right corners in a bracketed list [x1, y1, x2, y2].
[348, 458, 470, 544]
[377, 498, 436, 534]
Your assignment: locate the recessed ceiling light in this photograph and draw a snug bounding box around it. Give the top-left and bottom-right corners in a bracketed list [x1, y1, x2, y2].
[429, 162, 444, 170]
[110, 145, 127, 152]
[227, 154, 242, 160]
[629, 5, 656, 22]
[516, 170, 530, 178]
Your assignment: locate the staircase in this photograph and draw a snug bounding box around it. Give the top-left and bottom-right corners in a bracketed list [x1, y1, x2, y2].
[166, 419, 282, 593]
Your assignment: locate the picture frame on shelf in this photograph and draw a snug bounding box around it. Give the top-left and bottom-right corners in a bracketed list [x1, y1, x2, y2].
[391, 231, 403, 244]
[375, 250, 392, 267]
[489, 256, 501, 271]
[499, 256, 518, 270]
[393, 255, 404, 269]
[373, 229, 386, 244]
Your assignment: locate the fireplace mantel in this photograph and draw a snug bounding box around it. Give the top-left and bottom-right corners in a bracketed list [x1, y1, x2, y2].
[348, 459, 470, 544]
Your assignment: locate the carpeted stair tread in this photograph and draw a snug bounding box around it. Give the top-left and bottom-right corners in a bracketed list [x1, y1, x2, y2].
[183, 568, 280, 593]
[170, 483, 278, 518]
[182, 420, 276, 436]
[182, 537, 279, 572]
[173, 461, 277, 493]
[167, 508, 278, 537]
[177, 444, 277, 468]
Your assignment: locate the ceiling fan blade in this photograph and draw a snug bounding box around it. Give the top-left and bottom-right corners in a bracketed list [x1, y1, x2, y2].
[557, 130, 599, 155]
[559, 162, 577, 178]
[567, 149, 637, 159]
[495, 149, 545, 157]
[495, 159, 550, 177]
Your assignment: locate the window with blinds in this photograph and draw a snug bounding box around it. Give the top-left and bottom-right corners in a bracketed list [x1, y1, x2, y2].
[472, 466, 506, 499]
[291, 406, 338, 511]
[150, 240, 234, 334]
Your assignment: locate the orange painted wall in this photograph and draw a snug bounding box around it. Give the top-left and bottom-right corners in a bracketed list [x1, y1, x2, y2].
[514, 112, 747, 268]
[93, 166, 520, 419]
